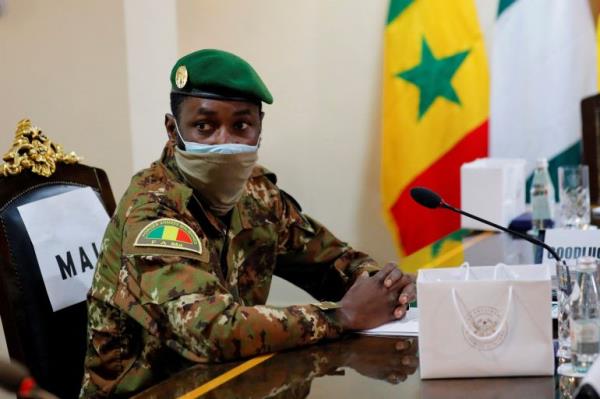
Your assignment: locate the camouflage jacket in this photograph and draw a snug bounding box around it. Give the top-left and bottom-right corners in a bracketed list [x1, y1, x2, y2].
[80, 142, 379, 398]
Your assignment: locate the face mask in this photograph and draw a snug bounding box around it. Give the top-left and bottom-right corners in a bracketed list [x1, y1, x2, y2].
[183, 142, 258, 154]
[173, 121, 259, 215]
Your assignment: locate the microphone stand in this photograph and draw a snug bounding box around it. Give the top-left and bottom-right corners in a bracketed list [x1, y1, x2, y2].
[440, 201, 572, 295]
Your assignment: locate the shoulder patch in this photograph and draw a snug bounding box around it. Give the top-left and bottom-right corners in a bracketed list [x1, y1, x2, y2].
[134, 218, 202, 255]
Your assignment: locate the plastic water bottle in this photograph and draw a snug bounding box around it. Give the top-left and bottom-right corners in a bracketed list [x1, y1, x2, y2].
[570, 256, 600, 373]
[530, 158, 555, 231]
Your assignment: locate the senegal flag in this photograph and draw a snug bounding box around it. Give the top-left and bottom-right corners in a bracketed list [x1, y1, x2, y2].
[381, 0, 489, 271]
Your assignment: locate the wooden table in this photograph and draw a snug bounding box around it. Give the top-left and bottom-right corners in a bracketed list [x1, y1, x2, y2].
[134, 335, 558, 399]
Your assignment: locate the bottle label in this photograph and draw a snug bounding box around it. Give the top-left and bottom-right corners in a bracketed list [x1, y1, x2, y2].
[571, 320, 600, 346]
[531, 194, 552, 221]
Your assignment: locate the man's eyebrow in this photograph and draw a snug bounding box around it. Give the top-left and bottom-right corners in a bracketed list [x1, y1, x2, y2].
[195, 107, 217, 115]
[233, 109, 253, 116]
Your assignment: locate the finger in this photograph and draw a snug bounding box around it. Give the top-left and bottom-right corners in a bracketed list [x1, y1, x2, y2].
[395, 339, 415, 352]
[350, 270, 370, 288]
[388, 291, 398, 307]
[386, 374, 402, 384]
[398, 283, 417, 304]
[384, 268, 403, 288]
[401, 355, 419, 369]
[388, 273, 412, 292]
[406, 340, 418, 355]
[395, 340, 409, 351]
[374, 263, 397, 283]
[393, 306, 406, 319]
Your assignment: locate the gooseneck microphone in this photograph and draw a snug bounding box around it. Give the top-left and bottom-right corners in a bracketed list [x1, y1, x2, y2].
[410, 187, 571, 293]
[410, 187, 561, 261]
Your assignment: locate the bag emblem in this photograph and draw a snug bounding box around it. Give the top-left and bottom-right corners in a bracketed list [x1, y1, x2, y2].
[463, 306, 508, 351]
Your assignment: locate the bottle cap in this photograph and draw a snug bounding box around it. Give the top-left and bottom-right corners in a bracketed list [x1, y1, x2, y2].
[536, 158, 549, 168]
[576, 256, 597, 271]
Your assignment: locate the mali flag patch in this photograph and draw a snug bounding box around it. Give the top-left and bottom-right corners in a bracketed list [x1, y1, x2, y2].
[134, 218, 202, 255]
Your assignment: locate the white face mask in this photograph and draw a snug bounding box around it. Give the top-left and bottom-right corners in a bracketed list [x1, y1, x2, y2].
[174, 121, 259, 154]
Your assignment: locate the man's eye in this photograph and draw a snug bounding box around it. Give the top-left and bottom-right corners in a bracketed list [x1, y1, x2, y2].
[195, 122, 212, 131]
[234, 122, 249, 130]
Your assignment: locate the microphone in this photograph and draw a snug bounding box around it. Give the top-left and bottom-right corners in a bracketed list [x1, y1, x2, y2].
[0, 360, 57, 399]
[410, 187, 571, 293]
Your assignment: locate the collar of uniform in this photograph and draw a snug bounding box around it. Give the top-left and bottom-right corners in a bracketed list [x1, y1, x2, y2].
[156, 141, 194, 206]
[236, 170, 277, 231]
[192, 192, 259, 236]
[158, 141, 222, 234]
[189, 190, 260, 235]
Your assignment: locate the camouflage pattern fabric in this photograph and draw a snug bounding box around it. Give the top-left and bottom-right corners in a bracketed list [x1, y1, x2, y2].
[79, 141, 379, 398]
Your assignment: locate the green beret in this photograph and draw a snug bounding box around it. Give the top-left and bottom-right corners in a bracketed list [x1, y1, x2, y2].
[170, 49, 273, 104]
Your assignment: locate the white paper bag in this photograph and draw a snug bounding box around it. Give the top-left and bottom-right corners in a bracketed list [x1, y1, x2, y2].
[418, 263, 554, 379]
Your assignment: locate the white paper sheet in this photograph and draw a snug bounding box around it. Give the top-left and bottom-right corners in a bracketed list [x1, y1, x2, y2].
[17, 187, 110, 311]
[359, 308, 419, 337]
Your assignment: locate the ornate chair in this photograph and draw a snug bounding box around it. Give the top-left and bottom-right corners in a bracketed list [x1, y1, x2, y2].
[0, 120, 116, 398]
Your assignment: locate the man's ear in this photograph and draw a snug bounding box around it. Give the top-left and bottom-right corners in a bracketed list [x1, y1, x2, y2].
[165, 114, 177, 141]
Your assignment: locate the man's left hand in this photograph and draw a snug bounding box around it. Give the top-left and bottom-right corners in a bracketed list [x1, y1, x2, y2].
[378, 263, 416, 320]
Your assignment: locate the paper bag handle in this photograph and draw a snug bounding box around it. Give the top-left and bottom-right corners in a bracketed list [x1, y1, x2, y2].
[451, 286, 513, 342]
[458, 263, 517, 282]
[493, 263, 518, 280]
[459, 262, 471, 281]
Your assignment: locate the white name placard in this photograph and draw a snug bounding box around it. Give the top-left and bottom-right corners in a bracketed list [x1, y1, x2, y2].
[17, 187, 110, 311]
[542, 228, 600, 268]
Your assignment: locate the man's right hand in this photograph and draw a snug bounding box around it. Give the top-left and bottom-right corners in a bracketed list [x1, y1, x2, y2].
[335, 263, 414, 331]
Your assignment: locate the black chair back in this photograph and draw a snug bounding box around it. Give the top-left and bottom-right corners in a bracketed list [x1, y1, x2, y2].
[0, 163, 115, 398]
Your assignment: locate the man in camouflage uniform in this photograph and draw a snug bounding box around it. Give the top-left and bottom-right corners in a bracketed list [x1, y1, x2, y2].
[80, 49, 415, 398]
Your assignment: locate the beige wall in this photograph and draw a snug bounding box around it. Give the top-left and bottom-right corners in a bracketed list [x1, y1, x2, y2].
[124, 0, 178, 173]
[0, 0, 132, 199]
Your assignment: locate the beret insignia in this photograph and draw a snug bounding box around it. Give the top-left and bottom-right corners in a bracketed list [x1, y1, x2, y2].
[175, 65, 188, 89]
[134, 218, 201, 255]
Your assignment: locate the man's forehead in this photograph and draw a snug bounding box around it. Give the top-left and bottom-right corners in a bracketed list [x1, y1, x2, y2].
[181, 97, 261, 116]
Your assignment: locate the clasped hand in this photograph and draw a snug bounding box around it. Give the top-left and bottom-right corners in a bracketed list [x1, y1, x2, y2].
[336, 263, 416, 331]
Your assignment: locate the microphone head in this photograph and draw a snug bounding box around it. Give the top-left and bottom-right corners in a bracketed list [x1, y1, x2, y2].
[410, 187, 443, 209]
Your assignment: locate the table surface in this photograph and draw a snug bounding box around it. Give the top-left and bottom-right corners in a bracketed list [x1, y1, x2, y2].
[135, 231, 565, 399]
[135, 334, 558, 399]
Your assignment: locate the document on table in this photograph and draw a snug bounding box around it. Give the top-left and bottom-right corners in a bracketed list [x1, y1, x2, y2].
[358, 308, 419, 337]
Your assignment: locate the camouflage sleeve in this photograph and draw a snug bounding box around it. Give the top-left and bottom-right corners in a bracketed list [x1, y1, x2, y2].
[119, 255, 343, 362]
[274, 191, 380, 301]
